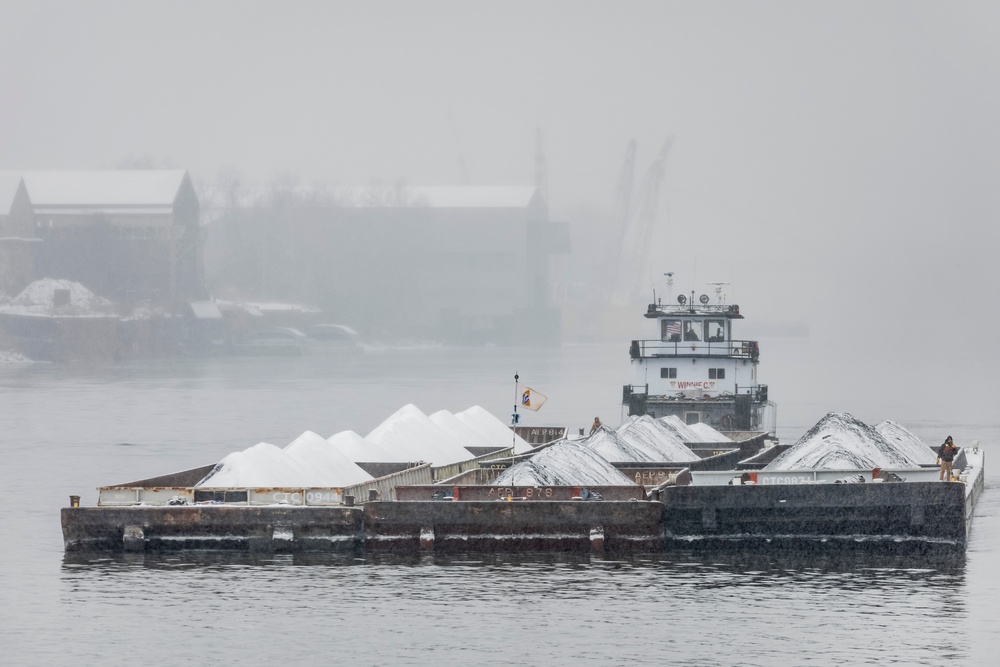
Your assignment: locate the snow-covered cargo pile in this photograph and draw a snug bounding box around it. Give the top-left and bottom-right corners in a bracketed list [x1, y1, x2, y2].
[765, 412, 937, 471]
[874, 420, 938, 465]
[577, 425, 659, 462]
[197, 404, 529, 488]
[655, 415, 711, 443]
[328, 429, 396, 462]
[198, 437, 375, 488]
[494, 440, 636, 486]
[688, 422, 731, 442]
[365, 404, 475, 466]
[0, 278, 116, 317]
[614, 416, 700, 461]
[453, 405, 533, 454]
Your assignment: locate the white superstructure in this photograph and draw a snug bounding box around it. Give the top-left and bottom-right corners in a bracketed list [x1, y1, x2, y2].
[623, 279, 774, 433]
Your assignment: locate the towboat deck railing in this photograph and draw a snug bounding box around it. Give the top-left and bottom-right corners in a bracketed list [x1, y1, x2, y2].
[624, 382, 769, 403]
[629, 338, 759, 360]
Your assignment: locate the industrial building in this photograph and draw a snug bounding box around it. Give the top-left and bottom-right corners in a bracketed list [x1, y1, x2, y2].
[5, 170, 202, 304]
[203, 185, 569, 344]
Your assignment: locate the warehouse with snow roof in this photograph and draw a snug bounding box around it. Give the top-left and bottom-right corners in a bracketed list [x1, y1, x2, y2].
[3, 170, 203, 304]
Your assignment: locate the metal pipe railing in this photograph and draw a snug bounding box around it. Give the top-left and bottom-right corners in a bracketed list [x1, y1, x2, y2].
[630, 339, 759, 359]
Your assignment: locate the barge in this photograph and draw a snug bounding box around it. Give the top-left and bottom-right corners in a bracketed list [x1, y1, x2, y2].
[62, 434, 985, 554]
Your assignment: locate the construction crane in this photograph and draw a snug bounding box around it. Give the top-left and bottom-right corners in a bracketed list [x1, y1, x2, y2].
[602, 140, 636, 305]
[607, 137, 674, 307]
[535, 126, 549, 204]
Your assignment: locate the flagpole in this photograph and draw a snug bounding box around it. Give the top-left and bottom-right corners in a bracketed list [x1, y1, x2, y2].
[512, 372, 519, 487]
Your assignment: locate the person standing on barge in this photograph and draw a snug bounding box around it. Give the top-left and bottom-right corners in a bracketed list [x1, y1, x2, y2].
[937, 436, 958, 481]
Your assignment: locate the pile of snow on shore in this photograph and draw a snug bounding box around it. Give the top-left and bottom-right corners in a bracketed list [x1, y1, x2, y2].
[0, 278, 115, 317]
[765, 412, 936, 471]
[0, 349, 32, 364]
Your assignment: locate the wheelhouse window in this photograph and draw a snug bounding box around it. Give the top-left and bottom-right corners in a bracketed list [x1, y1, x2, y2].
[661, 367, 677, 378]
[709, 368, 726, 379]
[662, 319, 682, 341]
[683, 320, 702, 342]
[705, 319, 726, 342]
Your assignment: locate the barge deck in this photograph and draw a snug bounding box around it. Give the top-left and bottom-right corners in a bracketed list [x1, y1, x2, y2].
[62, 447, 985, 554]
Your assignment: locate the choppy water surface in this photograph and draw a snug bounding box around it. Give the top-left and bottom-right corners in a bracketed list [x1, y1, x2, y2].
[2, 344, 999, 665]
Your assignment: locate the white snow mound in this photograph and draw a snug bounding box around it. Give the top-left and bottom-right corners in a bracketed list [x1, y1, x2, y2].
[688, 422, 731, 442]
[198, 442, 315, 487]
[616, 415, 699, 461]
[283, 430, 374, 486]
[576, 424, 665, 462]
[454, 405, 533, 454]
[366, 404, 474, 466]
[494, 439, 637, 486]
[874, 420, 938, 465]
[765, 412, 934, 471]
[1, 278, 115, 317]
[656, 415, 707, 443]
[327, 429, 399, 463]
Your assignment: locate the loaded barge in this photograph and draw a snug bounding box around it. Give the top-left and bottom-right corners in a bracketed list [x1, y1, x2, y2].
[61, 433, 985, 554]
[61, 280, 986, 554]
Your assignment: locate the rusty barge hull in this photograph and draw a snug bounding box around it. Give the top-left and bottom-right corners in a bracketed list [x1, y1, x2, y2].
[62, 480, 981, 554]
[61, 500, 664, 554]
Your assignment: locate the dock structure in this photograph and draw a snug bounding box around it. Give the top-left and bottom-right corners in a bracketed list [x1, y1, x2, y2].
[61, 448, 985, 554]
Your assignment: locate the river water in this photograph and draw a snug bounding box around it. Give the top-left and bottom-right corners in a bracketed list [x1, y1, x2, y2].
[1, 343, 998, 665]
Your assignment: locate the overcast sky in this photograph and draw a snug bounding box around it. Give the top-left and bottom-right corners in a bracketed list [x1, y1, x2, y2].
[2, 1, 998, 415]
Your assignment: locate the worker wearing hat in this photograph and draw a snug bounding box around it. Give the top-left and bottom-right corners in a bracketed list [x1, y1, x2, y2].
[937, 435, 958, 481]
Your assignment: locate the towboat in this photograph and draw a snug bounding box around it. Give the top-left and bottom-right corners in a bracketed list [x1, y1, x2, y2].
[623, 277, 776, 435]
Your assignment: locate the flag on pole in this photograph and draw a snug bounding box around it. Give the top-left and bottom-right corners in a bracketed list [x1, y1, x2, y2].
[517, 383, 547, 411]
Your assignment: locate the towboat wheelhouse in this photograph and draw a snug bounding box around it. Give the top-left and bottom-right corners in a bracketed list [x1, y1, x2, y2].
[622, 281, 776, 434]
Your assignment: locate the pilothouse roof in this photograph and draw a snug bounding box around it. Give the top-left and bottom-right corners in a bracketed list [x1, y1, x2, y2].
[644, 302, 743, 319]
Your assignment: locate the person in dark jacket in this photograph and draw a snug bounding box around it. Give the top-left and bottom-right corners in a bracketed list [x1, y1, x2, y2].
[937, 436, 958, 481]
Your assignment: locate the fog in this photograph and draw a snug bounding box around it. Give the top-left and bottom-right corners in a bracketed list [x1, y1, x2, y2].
[2, 1, 998, 418]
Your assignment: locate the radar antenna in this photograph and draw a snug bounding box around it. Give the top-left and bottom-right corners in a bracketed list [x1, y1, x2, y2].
[663, 272, 674, 304]
[707, 281, 730, 304]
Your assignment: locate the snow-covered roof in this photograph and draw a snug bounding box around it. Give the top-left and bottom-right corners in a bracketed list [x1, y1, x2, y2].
[336, 186, 539, 209]
[200, 184, 541, 214]
[0, 174, 26, 216]
[8, 170, 190, 208]
[189, 301, 223, 319]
